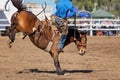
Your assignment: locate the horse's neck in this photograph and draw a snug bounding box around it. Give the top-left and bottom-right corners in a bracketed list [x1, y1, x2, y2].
[64, 29, 80, 47]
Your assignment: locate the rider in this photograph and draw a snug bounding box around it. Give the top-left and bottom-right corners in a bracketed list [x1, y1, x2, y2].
[51, 0, 76, 52]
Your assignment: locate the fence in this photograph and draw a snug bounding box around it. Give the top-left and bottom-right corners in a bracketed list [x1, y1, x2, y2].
[68, 18, 120, 36]
[0, 19, 10, 36]
[0, 19, 10, 31]
[0, 18, 120, 36]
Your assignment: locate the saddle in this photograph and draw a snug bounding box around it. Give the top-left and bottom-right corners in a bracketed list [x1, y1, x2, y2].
[54, 16, 64, 27]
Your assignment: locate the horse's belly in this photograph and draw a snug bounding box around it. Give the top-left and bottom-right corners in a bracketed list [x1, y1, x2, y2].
[29, 32, 50, 50]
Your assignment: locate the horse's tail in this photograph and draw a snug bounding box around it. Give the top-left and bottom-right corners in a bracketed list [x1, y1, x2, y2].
[5, 0, 26, 11]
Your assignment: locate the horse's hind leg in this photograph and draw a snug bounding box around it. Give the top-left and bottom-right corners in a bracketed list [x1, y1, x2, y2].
[50, 52, 64, 75]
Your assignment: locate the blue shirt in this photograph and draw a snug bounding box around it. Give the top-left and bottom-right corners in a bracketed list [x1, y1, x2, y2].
[55, 0, 76, 19]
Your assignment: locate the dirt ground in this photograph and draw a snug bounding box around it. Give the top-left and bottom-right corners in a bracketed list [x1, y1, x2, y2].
[0, 36, 120, 80]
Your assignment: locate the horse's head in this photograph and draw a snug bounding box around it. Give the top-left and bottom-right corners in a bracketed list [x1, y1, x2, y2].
[76, 31, 87, 56]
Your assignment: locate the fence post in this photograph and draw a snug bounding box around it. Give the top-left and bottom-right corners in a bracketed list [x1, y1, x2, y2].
[90, 19, 93, 36]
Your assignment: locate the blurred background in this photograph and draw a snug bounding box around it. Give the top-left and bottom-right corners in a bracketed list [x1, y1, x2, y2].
[0, 0, 120, 36]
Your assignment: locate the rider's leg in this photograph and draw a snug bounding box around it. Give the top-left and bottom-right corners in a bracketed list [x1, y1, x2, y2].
[58, 35, 67, 51]
[57, 19, 68, 52]
[50, 15, 68, 52]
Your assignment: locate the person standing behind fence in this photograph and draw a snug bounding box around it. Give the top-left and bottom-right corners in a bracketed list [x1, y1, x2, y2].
[51, 0, 76, 52]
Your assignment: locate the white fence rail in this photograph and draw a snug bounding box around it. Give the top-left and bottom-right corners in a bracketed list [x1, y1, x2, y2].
[0, 19, 10, 31]
[68, 19, 120, 36]
[0, 19, 120, 36]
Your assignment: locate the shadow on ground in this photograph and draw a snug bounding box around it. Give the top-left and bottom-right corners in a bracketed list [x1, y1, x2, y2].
[17, 68, 94, 74]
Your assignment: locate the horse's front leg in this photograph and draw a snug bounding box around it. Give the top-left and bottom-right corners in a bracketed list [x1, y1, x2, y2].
[50, 33, 64, 75]
[50, 52, 64, 75]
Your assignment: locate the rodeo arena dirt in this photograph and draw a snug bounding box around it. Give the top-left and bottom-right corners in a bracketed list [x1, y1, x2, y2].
[0, 35, 120, 80]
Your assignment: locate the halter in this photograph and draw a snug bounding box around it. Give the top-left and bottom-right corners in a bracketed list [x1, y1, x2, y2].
[79, 43, 87, 47]
[76, 36, 87, 47]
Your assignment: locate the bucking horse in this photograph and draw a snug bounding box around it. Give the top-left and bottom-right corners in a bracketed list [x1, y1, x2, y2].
[5, 0, 87, 75]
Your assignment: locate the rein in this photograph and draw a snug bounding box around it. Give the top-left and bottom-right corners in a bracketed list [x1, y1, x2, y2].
[5, 0, 10, 11]
[36, 1, 47, 17]
[79, 43, 86, 47]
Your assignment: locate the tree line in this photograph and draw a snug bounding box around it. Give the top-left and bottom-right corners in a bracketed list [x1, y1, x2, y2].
[55, 0, 120, 18]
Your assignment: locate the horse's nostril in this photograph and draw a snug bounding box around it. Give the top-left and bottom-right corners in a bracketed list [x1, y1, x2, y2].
[79, 50, 86, 56]
[81, 50, 84, 53]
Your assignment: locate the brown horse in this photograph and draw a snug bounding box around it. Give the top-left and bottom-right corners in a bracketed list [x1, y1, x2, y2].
[5, 0, 87, 75]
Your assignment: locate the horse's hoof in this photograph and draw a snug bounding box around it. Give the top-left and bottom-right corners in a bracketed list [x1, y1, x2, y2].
[8, 45, 12, 48]
[64, 73, 70, 76]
